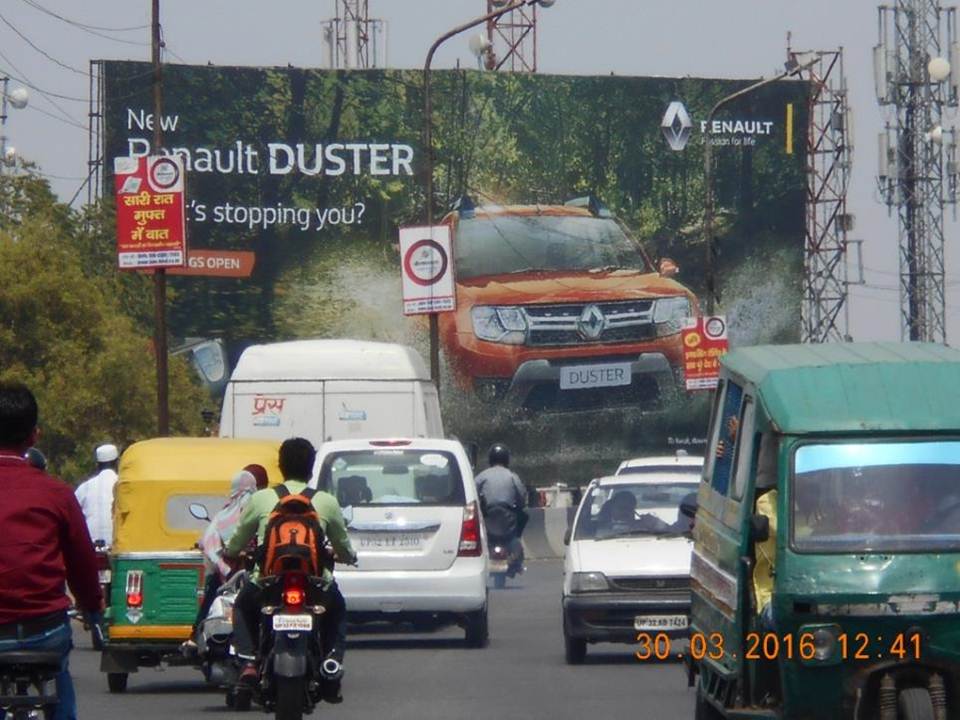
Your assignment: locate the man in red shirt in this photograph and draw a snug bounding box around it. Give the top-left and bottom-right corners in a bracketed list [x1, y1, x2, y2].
[0, 382, 102, 720]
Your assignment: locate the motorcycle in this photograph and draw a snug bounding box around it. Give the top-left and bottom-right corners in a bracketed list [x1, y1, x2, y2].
[232, 568, 339, 720]
[483, 503, 524, 589]
[0, 650, 60, 719]
[90, 540, 110, 650]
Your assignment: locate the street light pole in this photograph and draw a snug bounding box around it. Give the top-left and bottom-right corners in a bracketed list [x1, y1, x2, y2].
[151, 0, 170, 435]
[702, 60, 815, 314]
[422, 0, 546, 392]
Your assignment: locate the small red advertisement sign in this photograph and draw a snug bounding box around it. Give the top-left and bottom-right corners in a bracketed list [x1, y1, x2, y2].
[114, 155, 187, 269]
[399, 225, 456, 315]
[681, 315, 729, 391]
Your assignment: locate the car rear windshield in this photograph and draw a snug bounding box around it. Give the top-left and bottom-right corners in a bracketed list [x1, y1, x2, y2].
[793, 440, 960, 553]
[319, 450, 466, 507]
[574, 482, 698, 540]
[617, 465, 702, 477]
[455, 215, 652, 280]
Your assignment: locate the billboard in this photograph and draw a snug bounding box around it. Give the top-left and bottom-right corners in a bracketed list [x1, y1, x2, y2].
[100, 61, 808, 483]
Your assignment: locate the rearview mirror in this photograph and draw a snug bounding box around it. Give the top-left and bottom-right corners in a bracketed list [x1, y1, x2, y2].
[659, 257, 679, 278]
[679, 493, 698, 520]
[188, 503, 211, 522]
[466, 441, 479, 470]
[750, 513, 770, 543]
[563, 528, 571, 546]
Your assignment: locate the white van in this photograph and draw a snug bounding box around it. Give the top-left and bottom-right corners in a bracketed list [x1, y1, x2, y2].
[219, 339, 444, 446]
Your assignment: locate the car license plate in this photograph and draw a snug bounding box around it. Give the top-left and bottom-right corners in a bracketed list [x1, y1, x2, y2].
[634, 614, 688, 631]
[358, 533, 425, 550]
[559, 362, 632, 391]
[98, 570, 111, 584]
[272, 614, 312, 632]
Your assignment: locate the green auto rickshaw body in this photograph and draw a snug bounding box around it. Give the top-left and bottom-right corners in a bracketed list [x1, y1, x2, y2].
[691, 342, 960, 719]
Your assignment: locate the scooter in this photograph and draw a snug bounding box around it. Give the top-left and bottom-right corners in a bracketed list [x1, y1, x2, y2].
[0, 649, 60, 719]
[195, 570, 245, 703]
[483, 503, 524, 589]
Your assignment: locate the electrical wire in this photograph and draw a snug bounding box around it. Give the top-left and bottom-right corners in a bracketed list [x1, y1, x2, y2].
[0, 11, 87, 76]
[25, 102, 86, 132]
[19, 0, 148, 32]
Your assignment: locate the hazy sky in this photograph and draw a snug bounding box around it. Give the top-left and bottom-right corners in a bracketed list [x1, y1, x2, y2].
[1, 0, 954, 342]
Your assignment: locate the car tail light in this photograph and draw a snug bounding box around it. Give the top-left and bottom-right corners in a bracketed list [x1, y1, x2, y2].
[283, 573, 306, 609]
[125, 570, 143, 608]
[458, 501, 482, 557]
[368, 440, 412, 447]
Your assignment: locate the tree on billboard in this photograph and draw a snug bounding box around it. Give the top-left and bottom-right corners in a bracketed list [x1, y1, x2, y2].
[0, 173, 206, 480]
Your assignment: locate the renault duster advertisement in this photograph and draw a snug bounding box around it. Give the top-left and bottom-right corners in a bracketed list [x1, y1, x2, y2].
[99, 61, 809, 481]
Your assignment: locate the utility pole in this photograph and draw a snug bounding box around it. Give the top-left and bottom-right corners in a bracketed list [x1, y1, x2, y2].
[151, 0, 170, 434]
[876, 1, 959, 343]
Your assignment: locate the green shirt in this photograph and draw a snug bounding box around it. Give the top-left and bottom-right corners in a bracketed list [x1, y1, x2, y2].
[226, 480, 356, 582]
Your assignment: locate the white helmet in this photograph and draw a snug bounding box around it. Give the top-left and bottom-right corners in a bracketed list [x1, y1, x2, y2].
[95, 444, 119, 463]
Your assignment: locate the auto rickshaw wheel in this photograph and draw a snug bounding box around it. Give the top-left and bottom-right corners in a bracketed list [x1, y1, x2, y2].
[107, 672, 128, 693]
[899, 687, 935, 720]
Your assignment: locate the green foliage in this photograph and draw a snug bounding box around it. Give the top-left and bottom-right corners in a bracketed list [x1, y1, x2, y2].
[0, 174, 206, 482]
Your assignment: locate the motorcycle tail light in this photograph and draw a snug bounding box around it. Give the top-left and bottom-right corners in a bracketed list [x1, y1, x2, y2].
[458, 501, 482, 557]
[125, 570, 143, 608]
[283, 573, 306, 608]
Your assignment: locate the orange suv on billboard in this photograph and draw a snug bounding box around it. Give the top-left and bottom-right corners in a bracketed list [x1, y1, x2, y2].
[438, 196, 699, 412]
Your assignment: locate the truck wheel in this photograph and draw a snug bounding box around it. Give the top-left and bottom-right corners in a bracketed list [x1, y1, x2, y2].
[464, 606, 489, 648]
[563, 630, 586, 664]
[274, 676, 305, 720]
[107, 673, 128, 693]
[899, 687, 935, 720]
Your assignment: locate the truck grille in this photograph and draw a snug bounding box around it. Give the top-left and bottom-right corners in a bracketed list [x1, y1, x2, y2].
[524, 300, 655, 347]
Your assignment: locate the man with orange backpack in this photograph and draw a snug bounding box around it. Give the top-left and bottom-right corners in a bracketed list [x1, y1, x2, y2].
[225, 438, 356, 703]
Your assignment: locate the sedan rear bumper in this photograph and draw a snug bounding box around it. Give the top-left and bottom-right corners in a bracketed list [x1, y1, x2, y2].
[563, 591, 690, 643]
[338, 557, 487, 614]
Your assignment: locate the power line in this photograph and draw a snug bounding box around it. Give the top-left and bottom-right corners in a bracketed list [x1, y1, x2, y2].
[18, 0, 149, 34]
[25, 102, 86, 132]
[0, 11, 87, 76]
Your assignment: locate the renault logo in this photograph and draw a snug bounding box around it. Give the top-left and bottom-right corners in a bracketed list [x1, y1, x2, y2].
[661, 101, 693, 151]
[577, 304, 606, 340]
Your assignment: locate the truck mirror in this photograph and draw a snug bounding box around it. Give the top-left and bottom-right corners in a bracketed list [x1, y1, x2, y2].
[750, 513, 770, 543]
[679, 493, 698, 519]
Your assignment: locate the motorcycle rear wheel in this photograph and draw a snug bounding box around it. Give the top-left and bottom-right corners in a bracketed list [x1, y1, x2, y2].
[274, 675, 306, 720]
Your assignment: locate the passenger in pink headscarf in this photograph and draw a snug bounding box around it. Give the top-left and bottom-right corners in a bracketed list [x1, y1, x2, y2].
[183, 464, 268, 650]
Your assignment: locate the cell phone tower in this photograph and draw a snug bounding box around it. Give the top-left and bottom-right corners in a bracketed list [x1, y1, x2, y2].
[483, 0, 543, 72]
[876, 1, 959, 343]
[321, 1, 387, 69]
[788, 44, 854, 343]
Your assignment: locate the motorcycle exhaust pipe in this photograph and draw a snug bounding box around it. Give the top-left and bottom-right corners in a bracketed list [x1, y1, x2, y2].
[320, 657, 343, 680]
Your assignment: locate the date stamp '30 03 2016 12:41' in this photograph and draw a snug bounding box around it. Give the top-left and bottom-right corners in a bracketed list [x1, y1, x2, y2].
[634, 632, 922, 662]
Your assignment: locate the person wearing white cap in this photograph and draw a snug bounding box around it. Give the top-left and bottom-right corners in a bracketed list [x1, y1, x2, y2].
[74, 444, 120, 546]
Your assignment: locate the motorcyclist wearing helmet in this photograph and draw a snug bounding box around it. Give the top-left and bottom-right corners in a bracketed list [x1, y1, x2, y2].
[74, 444, 120, 547]
[475, 444, 528, 573]
[24, 446, 47, 471]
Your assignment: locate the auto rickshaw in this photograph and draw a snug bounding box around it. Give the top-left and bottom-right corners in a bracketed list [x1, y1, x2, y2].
[100, 437, 281, 693]
[686, 342, 960, 719]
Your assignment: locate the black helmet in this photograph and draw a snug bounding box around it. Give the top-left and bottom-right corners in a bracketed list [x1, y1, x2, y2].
[24, 447, 47, 471]
[488, 443, 510, 468]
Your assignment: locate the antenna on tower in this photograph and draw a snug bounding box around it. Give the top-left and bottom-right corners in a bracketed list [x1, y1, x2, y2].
[484, 0, 540, 72]
[321, 1, 387, 69]
[876, 1, 958, 343]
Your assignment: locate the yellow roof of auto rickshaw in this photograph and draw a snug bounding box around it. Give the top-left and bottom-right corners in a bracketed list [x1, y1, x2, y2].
[721, 342, 960, 435]
[113, 437, 283, 553]
[118, 437, 282, 482]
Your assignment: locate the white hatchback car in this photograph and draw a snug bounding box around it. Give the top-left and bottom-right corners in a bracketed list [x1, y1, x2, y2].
[562, 457, 703, 664]
[310, 438, 489, 646]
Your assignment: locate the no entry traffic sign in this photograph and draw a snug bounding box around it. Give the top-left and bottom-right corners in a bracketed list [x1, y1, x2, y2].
[399, 225, 456, 315]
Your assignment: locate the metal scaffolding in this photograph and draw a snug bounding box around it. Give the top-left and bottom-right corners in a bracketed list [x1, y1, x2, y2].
[787, 46, 854, 343]
[485, 1, 538, 72]
[322, 1, 386, 69]
[876, 1, 959, 343]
